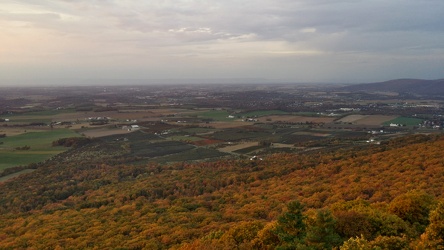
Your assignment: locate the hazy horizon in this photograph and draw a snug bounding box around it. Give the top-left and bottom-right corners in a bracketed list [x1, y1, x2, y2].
[0, 77, 349, 87]
[1, 1, 443, 86]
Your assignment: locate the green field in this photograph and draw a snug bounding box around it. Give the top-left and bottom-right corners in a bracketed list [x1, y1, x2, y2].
[0, 109, 76, 124]
[196, 110, 235, 121]
[0, 129, 80, 171]
[383, 117, 424, 126]
[0, 109, 76, 118]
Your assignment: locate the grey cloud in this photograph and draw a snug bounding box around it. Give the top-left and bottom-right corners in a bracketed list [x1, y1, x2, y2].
[1, 0, 443, 83]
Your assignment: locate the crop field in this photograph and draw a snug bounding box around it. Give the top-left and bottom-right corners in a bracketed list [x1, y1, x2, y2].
[233, 145, 266, 154]
[101, 130, 161, 142]
[195, 110, 235, 122]
[0, 129, 79, 148]
[80, 127, 133, 138]
[138, 121, 181, 133]
[336, 115, 367, 123]
[0, 127, 47, 137]
[0, 153, 54, 171]
[257, 115, 335, 123]
[353, 115, 398, 125]
[179, 127, 216, 135]
[293, 112, 323, 116]
[278, 134, 327, 144]
[1, 109, 77, 124]
[218, 142, 259, 153]
[1, 109, 76, 118]
[292, 131, 331, 137]
[0, 129, 80, 170]
[190, 139, 223, 146]
[204, 121, 248, 129]
[384, 117, 424, 126]
[210, 127, 272, 141]
[39, 108, 191, 124]
[239, 110, 289, 117]
[2, 118, 54, 124]
[131, 140, 195, 158]
[338, 115, 398, 125]
[167, 135, 203, 142]
[330, 130, 371, 139]
[1, 85, 438, 179]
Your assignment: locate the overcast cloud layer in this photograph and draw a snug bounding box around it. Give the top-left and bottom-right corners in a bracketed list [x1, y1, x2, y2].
[1, 0, 443, 85]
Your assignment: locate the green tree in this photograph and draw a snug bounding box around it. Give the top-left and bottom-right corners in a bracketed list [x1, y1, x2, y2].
[305, 209, 342, 249]
[274, 200, 308, 250]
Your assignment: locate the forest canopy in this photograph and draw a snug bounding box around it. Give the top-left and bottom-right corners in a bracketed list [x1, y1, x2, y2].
[0, 134, 444, 249]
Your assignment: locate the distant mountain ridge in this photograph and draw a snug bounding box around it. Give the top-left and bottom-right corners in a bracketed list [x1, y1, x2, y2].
[340, 78, 444, 96]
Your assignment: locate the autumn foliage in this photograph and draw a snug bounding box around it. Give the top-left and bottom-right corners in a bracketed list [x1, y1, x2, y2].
[0, 134, 444, 249]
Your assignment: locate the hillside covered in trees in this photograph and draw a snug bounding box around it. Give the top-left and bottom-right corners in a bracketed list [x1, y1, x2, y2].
[339, 78, 444, 97]
[1, 134, 444, 249]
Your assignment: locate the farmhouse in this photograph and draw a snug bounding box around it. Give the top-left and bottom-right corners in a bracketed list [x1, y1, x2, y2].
[128, 125, 140, 131]
[123, 125, 140, 131]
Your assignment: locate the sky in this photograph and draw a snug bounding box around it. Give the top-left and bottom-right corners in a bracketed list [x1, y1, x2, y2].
[1, 0, 443, 86]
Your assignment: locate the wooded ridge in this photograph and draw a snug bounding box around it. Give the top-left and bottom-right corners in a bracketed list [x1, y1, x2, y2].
[0, 134, 444, 249]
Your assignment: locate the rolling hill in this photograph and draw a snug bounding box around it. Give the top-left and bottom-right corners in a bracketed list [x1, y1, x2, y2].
[340, 78, 444, 96]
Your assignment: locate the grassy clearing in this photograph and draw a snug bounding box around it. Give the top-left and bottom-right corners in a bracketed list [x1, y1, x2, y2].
[0, 153, 57, 171]
[0, 129, 80, 170]
[384, 117, 424, 126]
[0, 129, 79, 150]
